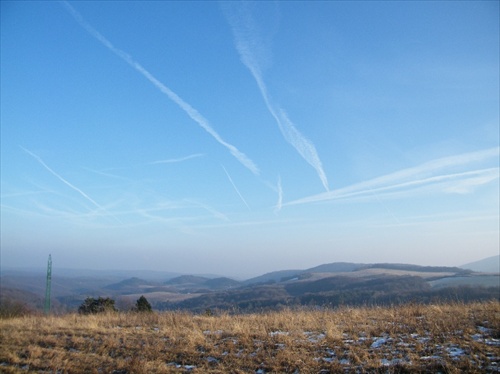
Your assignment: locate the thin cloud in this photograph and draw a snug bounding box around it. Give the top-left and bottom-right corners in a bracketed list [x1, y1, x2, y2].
[185, 199, 230, 222]
[274, 175, 283, 213]
[61, 1, 259, 176]
[1, 190, 53, 198]
[286, 147, 500, 206]
[371, 189, 402, 224]
[83, 167, 131, 181]
[372, 212, 499, 229]
[288, 168, 499, 206]
[149, 153, 204, 164]
[21, 147, 103, 210]
[222, 165, 251, 210]
[222, 3, 329, 191]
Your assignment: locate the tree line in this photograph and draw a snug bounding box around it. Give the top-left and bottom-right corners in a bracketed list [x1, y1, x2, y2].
[77, 295, 152, 314]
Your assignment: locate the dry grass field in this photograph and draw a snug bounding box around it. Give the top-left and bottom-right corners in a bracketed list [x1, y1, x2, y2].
[0, 302, 498, 373]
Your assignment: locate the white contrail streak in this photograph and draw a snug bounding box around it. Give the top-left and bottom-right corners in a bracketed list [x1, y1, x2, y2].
[289, 168, 499, 205]
[369, 189, 401, 224]
[83, 167, 131, 181]
[223, 3, 329, 191]
[20, 147, 103, 210]
[285, 147, 500, 206]
[149, 153, 204, 164]
[274, 175, 283, 213]
[222, 165, 251, 210]
[185, 199, 230, 221]
[61, 1, 259, 176]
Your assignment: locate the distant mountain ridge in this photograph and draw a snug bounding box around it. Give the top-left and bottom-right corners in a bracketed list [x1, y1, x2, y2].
[104, 277, 155, 289]
[164, 275, 241, 291]
[165, 275, 209, 286]
[243, 262, 471, 286]
[460, 255, 499, 273]
[2, 256, 498, 313]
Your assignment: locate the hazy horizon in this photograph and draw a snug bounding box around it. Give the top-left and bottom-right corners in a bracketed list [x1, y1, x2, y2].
[2, 254, 498, 281]
[1, 1, 499, 276]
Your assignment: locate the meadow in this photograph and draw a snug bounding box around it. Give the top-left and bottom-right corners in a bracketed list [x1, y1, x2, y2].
[0, 301, 498, 373]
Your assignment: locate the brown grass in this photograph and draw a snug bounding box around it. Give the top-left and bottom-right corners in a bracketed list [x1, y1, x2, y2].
[0, 301, 498, 373]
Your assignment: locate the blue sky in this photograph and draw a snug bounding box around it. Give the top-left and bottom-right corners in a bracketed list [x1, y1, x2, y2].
[1, 1, 498, 277]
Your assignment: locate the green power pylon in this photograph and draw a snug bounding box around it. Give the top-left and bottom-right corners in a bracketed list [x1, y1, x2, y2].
[44, 254, 52, 315]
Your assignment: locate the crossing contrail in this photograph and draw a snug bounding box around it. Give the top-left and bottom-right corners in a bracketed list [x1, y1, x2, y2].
[222, 2, 329, 191]
[61, 1, 259, 176]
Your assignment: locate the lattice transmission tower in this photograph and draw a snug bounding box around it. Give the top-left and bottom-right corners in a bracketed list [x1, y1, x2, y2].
[44, 254, 52, 314]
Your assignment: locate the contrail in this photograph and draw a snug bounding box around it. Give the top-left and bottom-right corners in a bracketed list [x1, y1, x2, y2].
[222, 165, 251, 210]
[61, 1, 259, 176]
[21, 146, 103, 210]
[287, 168, 499, 205]
[222, 3, 329, 191]
[274, 175, 283, 213]
[285, 147, 500, 206]
[83, 167, 131, 181]
[149, 153, 204, 164]
[185, 199, 230, 221]
[369, 189, 401, 224]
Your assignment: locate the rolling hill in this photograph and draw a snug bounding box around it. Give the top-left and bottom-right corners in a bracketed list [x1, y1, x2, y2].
[460, 255, 500, 273]
[1, 257, 498, 313]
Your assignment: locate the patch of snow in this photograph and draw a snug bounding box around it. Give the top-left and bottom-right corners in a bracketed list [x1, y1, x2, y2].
[486, 365, 499, 372]
[304, 331, 326, 343]
[371, 337, 387, 348]
[167, 362, 196, 370]
[309, 333, 326, 343]
[380, 358, 392, 366]
[478, 326, 493, 334]
[485, 338, 500, 347]
[325, 348, 335, 356]
[203, 329, 223, 335]
[447, 346, 465, 357]
[269, 331, 289, 337]
[472, 334, 484, 341]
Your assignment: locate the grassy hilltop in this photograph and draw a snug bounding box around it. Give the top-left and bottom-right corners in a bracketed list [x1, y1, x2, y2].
[1, 301, 499, 373]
